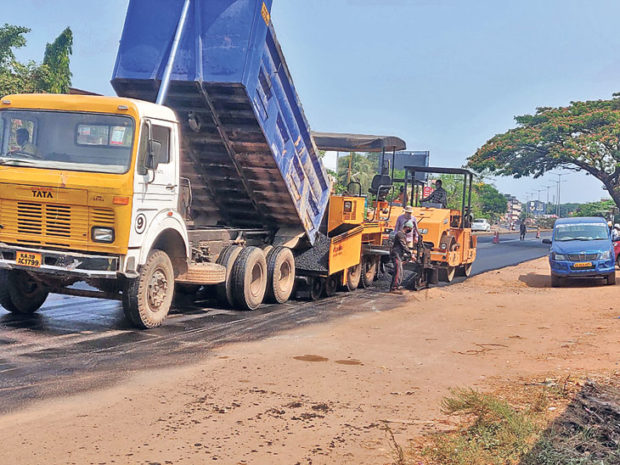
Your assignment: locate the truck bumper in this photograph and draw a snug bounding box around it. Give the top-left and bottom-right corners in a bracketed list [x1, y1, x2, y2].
[0, 243, 121, 280]
[550, 259, 616, 278]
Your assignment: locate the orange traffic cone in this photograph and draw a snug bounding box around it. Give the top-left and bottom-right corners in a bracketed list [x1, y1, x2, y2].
[493, 230, 500, 244]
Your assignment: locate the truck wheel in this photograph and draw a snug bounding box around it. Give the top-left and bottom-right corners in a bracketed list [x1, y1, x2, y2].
[359, 256, 377, 288]
[438, 266, 456, 283]
[324, 275, 338, 297]
[0, 270, 48, 314]
[265, 247, 295, 304]
[308, 276, 324, 301]
[606, 272, 616, 285]
[551, 275, 563, 287]
[123, 249, 174, 329]
[231, 247, 267, 311]
[345, 264, 362, 291]
[216, 245, 243, 307]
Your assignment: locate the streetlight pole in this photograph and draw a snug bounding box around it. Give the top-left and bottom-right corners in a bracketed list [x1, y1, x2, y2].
[553, 174, 568, 217]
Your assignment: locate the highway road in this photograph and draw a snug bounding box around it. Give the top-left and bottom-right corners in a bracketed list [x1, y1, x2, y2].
[0, 232, 551, 413]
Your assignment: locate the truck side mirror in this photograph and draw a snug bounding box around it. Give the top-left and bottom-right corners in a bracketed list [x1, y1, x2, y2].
[542, 238, 552, 245]
[146, 139, 162, 171]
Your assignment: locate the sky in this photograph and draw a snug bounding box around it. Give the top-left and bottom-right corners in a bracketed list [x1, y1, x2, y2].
[6, 0, 620, 204]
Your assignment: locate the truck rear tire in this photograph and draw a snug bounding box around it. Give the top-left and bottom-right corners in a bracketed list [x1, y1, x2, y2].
[231, 247, 267, 311]
[216, 245, 243, 307]
[359, 256, 377, 288]
[606, 272, 616, 285]
[265, 247, 295, 304]
[345, 264, 362, 291]
[0, 270, 48, 314]
[123, 249, 175, 329]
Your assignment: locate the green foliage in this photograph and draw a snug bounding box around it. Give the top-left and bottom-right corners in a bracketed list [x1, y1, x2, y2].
[572, 199, 616, 218]
[436, 175, 507, 222]
[467, 94, 620, 210]
[41, 27, 73, 94]
[336, 152, 379, 194]
[0, 24, 29, 67]
[0, 23, 73, 97]
[425, 388, 538, 465]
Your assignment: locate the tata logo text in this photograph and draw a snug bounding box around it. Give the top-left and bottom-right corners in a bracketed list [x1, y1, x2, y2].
[32, 189, 53, 199]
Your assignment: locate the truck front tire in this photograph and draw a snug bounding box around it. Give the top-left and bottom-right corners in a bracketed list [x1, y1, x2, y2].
[0, 270, 48, 314]
[265, 247, 295, 304]
[231, 247, 267, 311]
[123, 249, 175, 329]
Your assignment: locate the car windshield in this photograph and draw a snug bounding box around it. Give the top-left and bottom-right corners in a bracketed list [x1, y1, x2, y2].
[554, 223, 609, 242]
[0, 109, 135, 174]
[473, 219, 486, 223]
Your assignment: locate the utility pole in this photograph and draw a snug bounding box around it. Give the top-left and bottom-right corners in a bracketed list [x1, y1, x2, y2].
[544, 185, 552, 214]
[554, 174, 568, 217]
[536, 189, 544, 216]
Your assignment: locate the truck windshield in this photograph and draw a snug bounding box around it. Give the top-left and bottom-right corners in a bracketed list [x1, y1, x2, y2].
[0, 110, 135, 174]
[554, 223, 609, 242]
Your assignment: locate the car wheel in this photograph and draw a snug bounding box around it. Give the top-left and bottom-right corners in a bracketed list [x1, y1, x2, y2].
[606, 272, 616, 286]
[551, 275, 563, 288]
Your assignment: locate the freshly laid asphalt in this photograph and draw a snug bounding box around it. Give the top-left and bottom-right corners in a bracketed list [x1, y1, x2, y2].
[0, 231, 552, 413]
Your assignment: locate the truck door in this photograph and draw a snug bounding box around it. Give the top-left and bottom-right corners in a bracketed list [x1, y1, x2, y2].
[134, 119, 178, 214]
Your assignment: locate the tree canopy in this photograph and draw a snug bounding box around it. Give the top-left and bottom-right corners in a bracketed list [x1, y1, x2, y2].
[467, 94, 620, 209]
[438, 175, 507, 222]
[0, 23, 73, 96]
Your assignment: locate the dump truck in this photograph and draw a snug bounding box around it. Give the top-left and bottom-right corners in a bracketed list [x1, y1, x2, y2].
[0, 0, 404, 328]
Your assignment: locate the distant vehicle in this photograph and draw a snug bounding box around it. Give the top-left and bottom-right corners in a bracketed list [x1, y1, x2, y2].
[543, 217, 616, 287]
[471, 218, 491, 232]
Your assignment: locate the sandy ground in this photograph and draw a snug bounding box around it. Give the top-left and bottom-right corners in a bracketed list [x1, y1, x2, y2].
[0, 258, 618, 465]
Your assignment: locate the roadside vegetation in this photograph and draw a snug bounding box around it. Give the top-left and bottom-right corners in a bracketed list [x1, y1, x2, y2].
[407, 376, 620, 465]
[0, 23, 73, 96]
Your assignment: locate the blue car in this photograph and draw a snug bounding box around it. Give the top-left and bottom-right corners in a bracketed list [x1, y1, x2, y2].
[544, 217, 616, 287]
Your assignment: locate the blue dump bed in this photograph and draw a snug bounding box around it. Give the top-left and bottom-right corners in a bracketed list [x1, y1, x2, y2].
[112, 0, 330, 244]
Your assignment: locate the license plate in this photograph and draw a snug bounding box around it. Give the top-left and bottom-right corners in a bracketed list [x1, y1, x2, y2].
[16, 251, 42, 268]
[573, 262, 592, 268]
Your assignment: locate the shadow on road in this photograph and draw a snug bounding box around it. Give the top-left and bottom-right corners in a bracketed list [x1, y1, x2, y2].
[518, 273, 610, 289]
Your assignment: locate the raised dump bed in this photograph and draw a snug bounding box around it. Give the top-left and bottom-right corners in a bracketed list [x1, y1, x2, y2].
[111, 0, 329, 244]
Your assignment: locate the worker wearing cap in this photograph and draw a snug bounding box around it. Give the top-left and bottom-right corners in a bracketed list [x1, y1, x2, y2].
[390, 220, 413, 293]
[394, 205, 419, 247]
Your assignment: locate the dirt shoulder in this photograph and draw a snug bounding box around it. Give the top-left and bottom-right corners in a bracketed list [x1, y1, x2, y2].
[0, 258, 618, 465]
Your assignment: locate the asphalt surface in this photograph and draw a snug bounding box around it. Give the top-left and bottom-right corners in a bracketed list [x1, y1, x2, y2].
[0, 232, 551, 413]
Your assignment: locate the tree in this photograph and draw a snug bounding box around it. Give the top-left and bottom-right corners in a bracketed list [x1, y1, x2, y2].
[573, 199, 616, 218]
[475, 183, 508, 221]
[436, 175, 507, 222]
[336, 152, 379, 194]
[41, 27, 73, 94]
[467, 94, 620, 210]
[0, 24, 73, 96]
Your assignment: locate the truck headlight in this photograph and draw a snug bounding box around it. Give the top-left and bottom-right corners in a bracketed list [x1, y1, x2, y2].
[552, 252, 567, 261]
[92, 227, 115, 243]
[599, 250, 611, 260]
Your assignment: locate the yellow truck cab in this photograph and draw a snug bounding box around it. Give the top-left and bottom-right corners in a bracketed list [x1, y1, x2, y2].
[0, 94, 193, 326]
